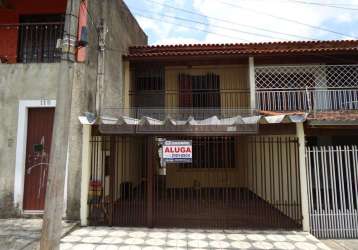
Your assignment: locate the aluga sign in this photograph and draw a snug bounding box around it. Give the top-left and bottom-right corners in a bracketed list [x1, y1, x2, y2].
[163, 140, 192, 163]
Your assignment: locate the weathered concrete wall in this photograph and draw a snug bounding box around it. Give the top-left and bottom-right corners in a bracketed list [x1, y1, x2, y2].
[87, 0, 148, 113]
[0, 63, 59, 217]
[65, 63, 91, 220]
[64, 0, 147, 219]
[101, 0, 148, 111]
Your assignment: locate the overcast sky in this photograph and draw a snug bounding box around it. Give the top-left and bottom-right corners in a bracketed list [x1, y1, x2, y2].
[123, 0, 358, 45]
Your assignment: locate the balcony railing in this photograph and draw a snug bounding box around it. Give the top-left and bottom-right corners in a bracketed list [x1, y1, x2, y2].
[0, 22, 64, 63]
[255, 65, 358, 112]
[130, 90, 250, 109]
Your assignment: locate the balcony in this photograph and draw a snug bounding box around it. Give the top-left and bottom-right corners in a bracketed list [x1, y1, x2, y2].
[255, 65, 358, 112]
[0, 22, 64, 63]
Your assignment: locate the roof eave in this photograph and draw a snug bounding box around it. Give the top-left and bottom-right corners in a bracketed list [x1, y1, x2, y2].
[308, 120, 358, 126]
[124, 49, 358, 63]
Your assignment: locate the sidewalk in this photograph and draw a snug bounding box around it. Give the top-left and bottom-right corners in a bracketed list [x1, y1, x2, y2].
[2, 218, 358, 250]
[322, 240, 358, 250]
[0, 218, 76, 250]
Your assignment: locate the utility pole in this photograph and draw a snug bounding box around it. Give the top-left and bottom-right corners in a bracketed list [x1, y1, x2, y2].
[96, 18, 107, 116]
[40, 0, 80, 249]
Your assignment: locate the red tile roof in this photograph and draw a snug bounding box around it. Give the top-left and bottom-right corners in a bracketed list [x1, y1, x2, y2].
[259, 110, 306, 116]
[308, 111, 358, 121]
[126, 40, 358, 59]
[259, 110, 358, 122]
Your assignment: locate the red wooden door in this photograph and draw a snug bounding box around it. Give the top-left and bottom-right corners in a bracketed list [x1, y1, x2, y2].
[23, 108, 55, 211]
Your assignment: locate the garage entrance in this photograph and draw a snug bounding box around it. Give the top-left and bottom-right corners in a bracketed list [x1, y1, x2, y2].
[88, 134, 302, 229]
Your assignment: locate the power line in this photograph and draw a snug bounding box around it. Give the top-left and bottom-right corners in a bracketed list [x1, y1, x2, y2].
[215, 0, 358, 39]
[133, 12, 250, 42]
[282, 0, 358, 10]
[131, 16, 358, 64]
[139, 0, 319, 41]
[230, 0, 358, 8]
[131, 7, 298, 41]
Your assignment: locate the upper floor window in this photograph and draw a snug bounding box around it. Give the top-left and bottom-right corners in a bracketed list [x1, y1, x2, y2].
[133, 65, 165, 108]
[178, 73, 221, 108]
[17, 14, 64, 63]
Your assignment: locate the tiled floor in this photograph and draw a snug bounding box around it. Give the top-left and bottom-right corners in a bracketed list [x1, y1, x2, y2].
[60, 227, 331, 250]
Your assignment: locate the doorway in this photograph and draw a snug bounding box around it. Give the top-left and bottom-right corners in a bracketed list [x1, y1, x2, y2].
[22, 107, 55, 212]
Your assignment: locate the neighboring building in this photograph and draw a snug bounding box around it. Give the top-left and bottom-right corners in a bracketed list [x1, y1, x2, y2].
[0, 0, 147, 219]
[79, 40, 358, 239]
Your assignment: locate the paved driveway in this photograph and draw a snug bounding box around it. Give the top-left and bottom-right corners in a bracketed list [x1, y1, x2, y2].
[0, 219, 347, 250]
[61, 227, 331, 250]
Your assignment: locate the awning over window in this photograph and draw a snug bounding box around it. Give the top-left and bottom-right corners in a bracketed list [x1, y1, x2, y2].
[79, 113, 307, 135]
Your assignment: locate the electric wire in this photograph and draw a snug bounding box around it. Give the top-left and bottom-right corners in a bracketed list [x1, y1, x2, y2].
[137, 0, 319, 41]
[281, 0, 358, 10]
[134, 12, 250, 42]
[263, 0, 358, 5]
[215, 0, 358, 39]
[84, 0, 357, 63]
[131, 7, 295, 41]
[230, 0, 358, 8]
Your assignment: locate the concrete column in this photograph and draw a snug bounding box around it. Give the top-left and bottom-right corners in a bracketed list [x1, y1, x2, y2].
[80, 124, 92, 226]
[248, 57, 256, 111]
[123, 61, 130, 113]
[297, 122, 310, 231]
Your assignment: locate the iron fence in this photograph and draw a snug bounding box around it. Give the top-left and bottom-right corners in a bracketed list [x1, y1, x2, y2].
[88, 135, 148, 226]
[255, 65, 358, 111]
[88, 134, 302, 229]
[306, 146, 358, 238]
[0, 22, 64, 63]
[154, 135, 301, 229]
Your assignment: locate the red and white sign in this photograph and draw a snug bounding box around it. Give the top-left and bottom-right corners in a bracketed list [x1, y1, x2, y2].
[163, 140, 192, 163]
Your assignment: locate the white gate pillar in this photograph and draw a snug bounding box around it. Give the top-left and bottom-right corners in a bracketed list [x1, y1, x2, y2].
[296, 122, 310, 231]
[248, 57, 256, 111]
[80, 124, 92, 226]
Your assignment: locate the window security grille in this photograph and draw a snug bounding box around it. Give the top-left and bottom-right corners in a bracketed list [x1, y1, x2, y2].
[255, 65, 358, 111]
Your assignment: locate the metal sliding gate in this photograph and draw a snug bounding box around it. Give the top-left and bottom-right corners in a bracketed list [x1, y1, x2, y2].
[88, 135, 302, 229]
[306, 146, 358, 238]
[154, 136, 302, 229]
[88, 135, 149, 226]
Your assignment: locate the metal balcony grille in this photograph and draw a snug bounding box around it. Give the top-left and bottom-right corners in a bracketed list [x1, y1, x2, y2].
[0, 22, 64, 63]
[255, 65, 358, 111]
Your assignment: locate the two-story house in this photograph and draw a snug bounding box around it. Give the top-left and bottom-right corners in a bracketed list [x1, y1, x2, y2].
[0, 0, 147, 219]
[79, 40, 358, 239]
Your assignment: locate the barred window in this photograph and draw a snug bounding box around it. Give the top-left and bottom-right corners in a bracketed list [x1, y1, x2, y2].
[134, 65, 165, 108]
[180, 137, 236, 169]
[178, 73, 221, 108]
